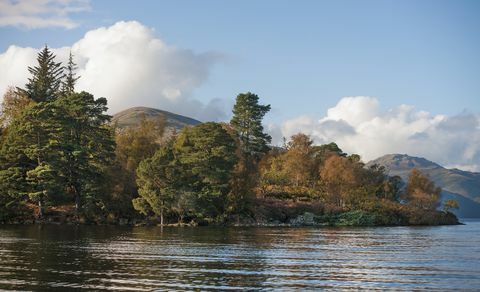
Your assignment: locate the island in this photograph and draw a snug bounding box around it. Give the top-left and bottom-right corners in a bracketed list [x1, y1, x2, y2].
[0, 46, 459, 227]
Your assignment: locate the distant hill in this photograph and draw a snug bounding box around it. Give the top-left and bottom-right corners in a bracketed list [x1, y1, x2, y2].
[367, 154, 480, 218]
[112, 106, 201, 134]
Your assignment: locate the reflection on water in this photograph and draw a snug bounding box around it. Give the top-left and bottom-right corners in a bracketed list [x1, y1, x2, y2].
[1, 221, 480, 290]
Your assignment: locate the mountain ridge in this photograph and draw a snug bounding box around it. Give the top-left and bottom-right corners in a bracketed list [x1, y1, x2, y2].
[111, 106, 201, 132]
[368, 154, 480, 218]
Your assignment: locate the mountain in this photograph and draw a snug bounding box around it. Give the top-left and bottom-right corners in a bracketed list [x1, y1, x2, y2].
[112, 106, 201, 134]
[367, 154, 480, 218]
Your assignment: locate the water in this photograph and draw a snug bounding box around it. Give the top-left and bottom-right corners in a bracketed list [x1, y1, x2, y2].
[1, 221, 479, 291]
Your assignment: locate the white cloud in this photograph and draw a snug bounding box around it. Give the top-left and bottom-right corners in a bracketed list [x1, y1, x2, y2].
[0, 21, 225, 120]
[276, 96, 480, 172]
[0, 0, 90, 29]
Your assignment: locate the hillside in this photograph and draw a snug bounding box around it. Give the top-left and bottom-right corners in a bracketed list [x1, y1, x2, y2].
[112, 106, 201, 133]
[367, 154, 480, 218]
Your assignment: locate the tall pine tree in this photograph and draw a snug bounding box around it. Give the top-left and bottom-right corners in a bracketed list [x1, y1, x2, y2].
[62, 51, 80, 96]
[230, 92, 271, 161]
[229, 92, 271, 216]
[19, 45, 63, 103]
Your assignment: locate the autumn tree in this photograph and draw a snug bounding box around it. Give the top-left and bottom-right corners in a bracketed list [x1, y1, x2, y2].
[0, 86, 32, 127]
[404, 168, 441, 210]
[284, 133, 317, 187]
[443, 199, 459, 213]
[319, 155, 364, 208]
[115, 115, 165, 172]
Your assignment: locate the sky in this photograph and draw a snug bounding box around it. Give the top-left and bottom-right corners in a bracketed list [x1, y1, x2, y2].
[0, 0, 479, 170]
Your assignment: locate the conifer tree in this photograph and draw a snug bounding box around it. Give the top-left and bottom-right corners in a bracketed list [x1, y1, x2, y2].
[229, 92, 271, 216]
[20, 45, 63, 102]
[62, 51, 80, 96]
[230, 92, 271, 161]
[52, 92, 115, 213]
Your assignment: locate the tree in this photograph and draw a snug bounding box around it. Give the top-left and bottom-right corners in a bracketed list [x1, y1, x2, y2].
[19, 45, 63, 103]
[319, 155, 364, 208]
[229, 92, 271, 216]
[61, 51, 80, 96]
[0, 86, 33, 127]
[404, 168, 441, 210]
[132, 122, 238, 223]
[443, 199, 459, 213]
[230, 92, 271, 161]
[52, 92, 115, 213]
[0, 101, 61, 217]
[133, 145, 177, 225]
[284, 133, 317, 187]
[174, 122, 238, 221]
[115, 115, 165, 172]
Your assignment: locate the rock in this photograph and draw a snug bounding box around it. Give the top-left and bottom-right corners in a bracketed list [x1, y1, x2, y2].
[289, 212, 317, 226]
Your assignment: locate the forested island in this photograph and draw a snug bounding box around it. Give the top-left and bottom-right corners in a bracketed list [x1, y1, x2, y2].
[0, 47, 459, 226]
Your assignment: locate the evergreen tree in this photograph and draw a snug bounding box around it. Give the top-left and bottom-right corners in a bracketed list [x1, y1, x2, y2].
[61, 51, 80, 96]
[174, 122, 238, 221]
[133, 145, 177, 225]
[230, 92, 271, 161]
[53, 92, 115, 213]
[229, 92, 271, 216]
[19, 45, 63, 103]
[0, 102, 61, 217]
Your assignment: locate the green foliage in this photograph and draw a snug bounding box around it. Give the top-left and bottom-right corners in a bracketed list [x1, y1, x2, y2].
[61, 51, 80, 96]
[173, 122, 238, 220]
[52, 92, 115, 212]
[229, 92, 271, 218]
[20, 45, 63, 103]
[230, 92, 271, 161]
[132, 122, 238, 224]
[0, 48, 459, 226]
[134, 145, 177, 224]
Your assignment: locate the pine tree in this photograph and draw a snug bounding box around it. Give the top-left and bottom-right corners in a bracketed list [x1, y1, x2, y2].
[173, 122, 238, 220]
[133, 145, 177, 225]
[0, 102, 62, 217]
[230, 92, 271, 161]
[20, 45, 64, 103]
[229, 92, 271, 216]
[52, 92, 115, 213]
[62, 51, 80, 96]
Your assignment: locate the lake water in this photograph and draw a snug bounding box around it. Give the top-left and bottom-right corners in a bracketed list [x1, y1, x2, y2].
[1, 221, 479, 291]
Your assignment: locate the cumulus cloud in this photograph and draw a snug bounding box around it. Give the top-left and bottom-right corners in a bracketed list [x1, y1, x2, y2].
[0, 0, 90, 29]
[275, 96, 480, 172]
[0, 21, 225, 120]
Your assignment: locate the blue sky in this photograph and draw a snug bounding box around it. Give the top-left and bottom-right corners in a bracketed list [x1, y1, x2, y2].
[2, 0, 479, 120]
[1, 0, 480, 168]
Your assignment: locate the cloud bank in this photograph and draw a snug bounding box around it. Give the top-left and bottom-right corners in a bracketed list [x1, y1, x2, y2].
[274, 96, 480, 172]
[0, 20, 225, 120]
[0, 0, 90, 29]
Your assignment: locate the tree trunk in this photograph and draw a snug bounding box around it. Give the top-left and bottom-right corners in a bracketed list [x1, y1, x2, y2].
[74, 188, 81, 213]
[160, 208, 164, 226]
[38, 199, 44, 218]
